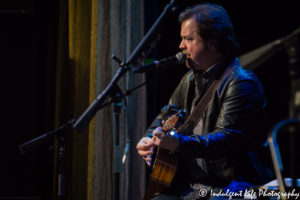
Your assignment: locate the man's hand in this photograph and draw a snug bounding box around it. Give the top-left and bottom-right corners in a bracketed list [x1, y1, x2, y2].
[136, 137, 153, 166]
[152, 127, 179, 152]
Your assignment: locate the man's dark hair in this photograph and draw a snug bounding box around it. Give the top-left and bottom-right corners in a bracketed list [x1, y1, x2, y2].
[179, 3, 240, 57]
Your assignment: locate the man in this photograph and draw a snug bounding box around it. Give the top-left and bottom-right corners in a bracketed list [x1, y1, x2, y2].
[137, 3, 273, 200]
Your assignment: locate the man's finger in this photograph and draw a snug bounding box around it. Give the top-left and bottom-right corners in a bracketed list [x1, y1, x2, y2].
[144, 155, 152, 166]
[146, 160, 152, 167]
[138, 150, 153, 157]
[136, 142, 153, 150]
[144, 157, 152, 161]
[153, 131, 164, 138]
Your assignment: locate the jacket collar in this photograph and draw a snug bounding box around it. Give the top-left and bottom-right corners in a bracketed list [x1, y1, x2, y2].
[189, 56, 238, 82]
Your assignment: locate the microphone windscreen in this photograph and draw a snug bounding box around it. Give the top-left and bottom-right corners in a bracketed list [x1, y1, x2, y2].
[175, 52, 186, 64]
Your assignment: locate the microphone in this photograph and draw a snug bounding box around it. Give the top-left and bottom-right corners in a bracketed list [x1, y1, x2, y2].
[132, 52, 186, 73]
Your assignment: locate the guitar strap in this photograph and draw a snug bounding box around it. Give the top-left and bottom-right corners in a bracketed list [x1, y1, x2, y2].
[178, 61, 236, 133]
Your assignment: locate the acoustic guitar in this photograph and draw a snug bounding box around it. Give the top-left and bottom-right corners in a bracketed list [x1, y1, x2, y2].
[144, 108, 186, 200]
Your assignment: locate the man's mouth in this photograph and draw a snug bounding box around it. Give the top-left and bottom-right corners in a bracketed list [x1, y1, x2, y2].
[183, 52, 191, 59]
[186, 54, 192, 60]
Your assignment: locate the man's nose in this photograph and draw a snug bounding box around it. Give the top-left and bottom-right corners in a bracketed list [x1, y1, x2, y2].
[179, 40, 186, 50]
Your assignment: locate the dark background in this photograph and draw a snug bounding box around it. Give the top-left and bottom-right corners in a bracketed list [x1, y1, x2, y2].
[0, 0, 58, 199]
[0, 0, 299, 199]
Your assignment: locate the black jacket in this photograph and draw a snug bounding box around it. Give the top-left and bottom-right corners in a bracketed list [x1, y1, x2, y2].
[145, 57, 274, 196]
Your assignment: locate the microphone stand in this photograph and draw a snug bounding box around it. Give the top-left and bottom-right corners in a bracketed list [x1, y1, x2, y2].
[19, 119, 76, 200]
[70, 1, 179, 199]
[88, 66, 167, 200]
[111, 84, 126, 200]
[72, 0, 179, 132]
[19, 1, 179, 199]
[285, 29, 300, 190]
[268, 118, 300, 200]
[18, 78, 154, 200]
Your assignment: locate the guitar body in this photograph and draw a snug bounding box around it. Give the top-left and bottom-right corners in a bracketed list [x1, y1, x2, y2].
[143, 148, 179, 200]
[144, 108, 186, 200]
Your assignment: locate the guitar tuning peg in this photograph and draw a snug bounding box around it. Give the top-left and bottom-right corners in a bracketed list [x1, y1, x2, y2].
[169, 129, 177, 136]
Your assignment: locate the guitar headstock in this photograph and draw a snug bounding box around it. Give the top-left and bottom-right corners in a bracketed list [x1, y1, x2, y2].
[162, 114, 179, 132]
[161, 106, 187, 133]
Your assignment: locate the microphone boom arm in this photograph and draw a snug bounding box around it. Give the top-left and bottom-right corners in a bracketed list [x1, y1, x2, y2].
[73, 0, 179, 132]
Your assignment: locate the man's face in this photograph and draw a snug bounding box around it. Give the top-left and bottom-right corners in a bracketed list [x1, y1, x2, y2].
[179, 17, 212, 71]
